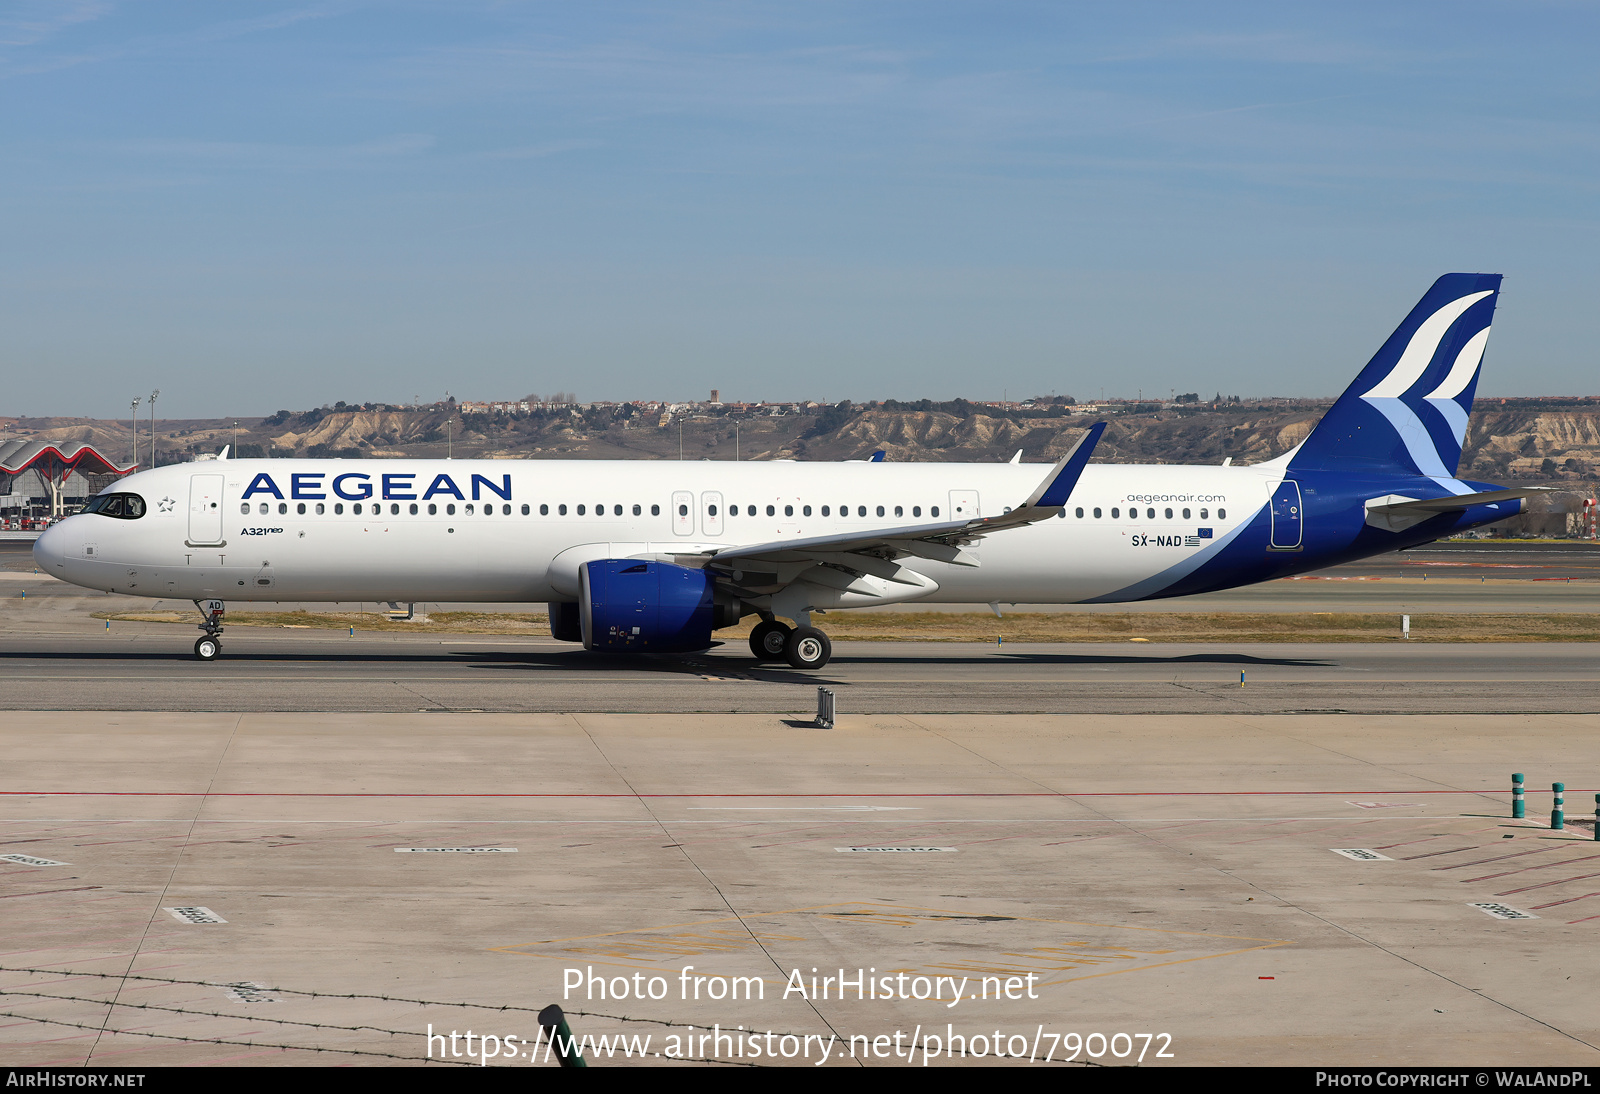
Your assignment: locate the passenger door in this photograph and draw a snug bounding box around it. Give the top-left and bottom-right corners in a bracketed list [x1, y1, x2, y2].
[1270, 480, 1303, 550]
[187, 474, 225, 545]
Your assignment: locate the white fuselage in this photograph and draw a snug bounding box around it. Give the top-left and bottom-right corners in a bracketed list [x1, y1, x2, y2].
[35, 458, 1275, 605]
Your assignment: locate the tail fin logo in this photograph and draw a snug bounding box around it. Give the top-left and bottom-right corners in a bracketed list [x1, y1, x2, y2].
[1357, 288, 1493, 479]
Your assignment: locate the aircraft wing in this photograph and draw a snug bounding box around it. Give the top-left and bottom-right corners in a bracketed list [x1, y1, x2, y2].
[671, 423, 1105, 601]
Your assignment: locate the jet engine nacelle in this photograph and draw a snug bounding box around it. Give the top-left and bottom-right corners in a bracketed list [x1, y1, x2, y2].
[577, 559, 737, 652]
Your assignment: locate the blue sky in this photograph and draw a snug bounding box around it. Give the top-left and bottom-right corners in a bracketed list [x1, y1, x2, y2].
[4, 2, 1598, 418]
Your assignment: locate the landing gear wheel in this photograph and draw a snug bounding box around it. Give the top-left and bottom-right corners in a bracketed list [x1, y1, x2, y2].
[785, 627, 831, 670]
[194, 636, 220, 661]
[749, 620, 793, 661]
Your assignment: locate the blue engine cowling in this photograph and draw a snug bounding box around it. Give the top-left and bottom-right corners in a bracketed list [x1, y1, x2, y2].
[579, 560, 716, 652]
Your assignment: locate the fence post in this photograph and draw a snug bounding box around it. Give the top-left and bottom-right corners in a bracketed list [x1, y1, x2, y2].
[1512, 773, 1524, 820]
[538, 1004, 587, 1068]
[1551, 782, 1565, 831]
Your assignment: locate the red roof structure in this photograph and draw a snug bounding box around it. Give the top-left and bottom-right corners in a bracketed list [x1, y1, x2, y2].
[0, 439, 134, 479]
[0, 440, 134, 517]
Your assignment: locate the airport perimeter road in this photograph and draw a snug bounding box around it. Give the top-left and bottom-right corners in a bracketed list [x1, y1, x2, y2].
[2, 629, 1597, 713]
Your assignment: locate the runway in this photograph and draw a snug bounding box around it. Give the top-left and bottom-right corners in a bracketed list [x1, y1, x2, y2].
[2, 631, 1599, 714]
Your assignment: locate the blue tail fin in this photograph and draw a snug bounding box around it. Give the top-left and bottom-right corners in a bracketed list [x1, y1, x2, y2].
[1289, 273, 1501, 478]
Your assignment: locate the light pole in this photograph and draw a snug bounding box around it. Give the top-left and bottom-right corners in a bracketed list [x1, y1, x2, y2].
[149, 390, 160, 468]
[130, 397, 141, 467]
[446, 417, 454, 459]
[232, 419, 238, 455]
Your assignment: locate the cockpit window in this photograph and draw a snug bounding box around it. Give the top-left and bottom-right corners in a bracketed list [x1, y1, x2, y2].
[83, 492, 145, 519]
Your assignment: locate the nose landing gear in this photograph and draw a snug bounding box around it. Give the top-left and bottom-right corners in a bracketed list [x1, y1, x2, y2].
[192, 599, 225, 661]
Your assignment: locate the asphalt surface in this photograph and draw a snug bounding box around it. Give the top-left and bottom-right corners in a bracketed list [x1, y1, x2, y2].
[2, 630, 1597, 714]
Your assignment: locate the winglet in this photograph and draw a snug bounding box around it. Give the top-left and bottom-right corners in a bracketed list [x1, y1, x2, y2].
[868, 450, 885, 463]
[1024, 422, 1106, 509]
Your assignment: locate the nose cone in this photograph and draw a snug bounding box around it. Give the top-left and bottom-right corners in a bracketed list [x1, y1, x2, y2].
[33, 521, 67, 571]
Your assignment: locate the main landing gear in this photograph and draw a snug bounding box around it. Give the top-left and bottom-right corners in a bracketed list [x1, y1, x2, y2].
[192, 599, 225, 661]
[748, 618, 833, 670]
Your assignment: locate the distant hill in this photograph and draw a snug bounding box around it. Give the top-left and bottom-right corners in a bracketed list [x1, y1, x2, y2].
[4, 398, 1598, 486]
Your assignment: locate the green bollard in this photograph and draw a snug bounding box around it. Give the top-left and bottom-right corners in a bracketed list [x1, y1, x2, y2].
[539, 1004, 587, 1068]
[1551, 782, 1564, 831]
[1512, 773, 1524, 820]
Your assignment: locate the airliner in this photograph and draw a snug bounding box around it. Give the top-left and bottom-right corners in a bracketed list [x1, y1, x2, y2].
[34, 273, 1533, 669]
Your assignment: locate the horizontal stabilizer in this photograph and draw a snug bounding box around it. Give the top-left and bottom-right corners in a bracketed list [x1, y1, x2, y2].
[1364, 487, 1545, 533]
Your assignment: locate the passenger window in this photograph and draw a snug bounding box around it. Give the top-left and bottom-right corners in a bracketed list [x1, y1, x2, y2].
[447, 503, 457, 515]
[392, 503, 401, 516]
[609, 504, 618, 516]
[577, 504, 585, 515]
[1218, 508, 1227, 519]
[632, 504, 641, 516]
[930, 506, 939, 517]
[354, 503, 363, 515]
[297, 502, 306, 515]
[335, 503, 344, 515]
[1075, 507, 1084, 518]
[803, 505, 811, 516]
[1147, 508, 1155, 519]
[708, 504, 718, 516]
[410, 503, 419, 515]
[651, 504, 660, 516]
[521, 504, 529, 515]
[540, 504, 549, 515]
[745, 505, 754, 516]
[316, 503, 325, 515]
[876, 505, 885, 517]
[912, 506, 921, 517]
[766, 505, 775, 517]
[467, 503, 476, 515]
[857, 506, 866, 517]
[894, 505, 903, 517]
[678, 504, 688, 517]
[784, 505, 793, 517]
[1094, 507, 1102, 518]
[557, 504, 566, 515]
[1112, 507, 1120, 518]
[1164, 508, 1172, 519]
[822, 505, 831, 516]
[259, 503, 269, 515]
[429, 503, 437, 515]
[278, 502, 288, 515]
[506, 504, 514, 516]
[239, 503, 249, 514]
[1200, 508, 1208, 519]
[1183, 508, 1191, 519]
